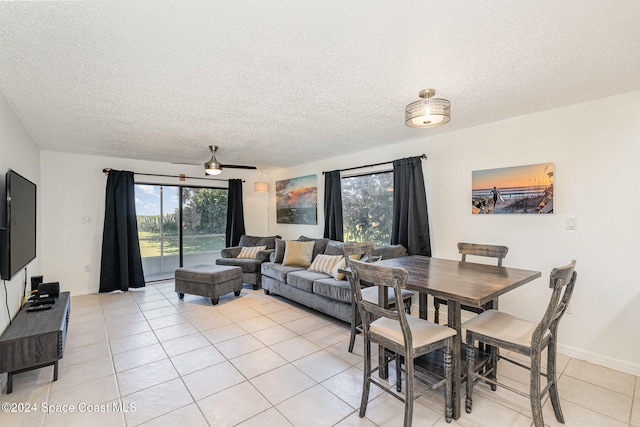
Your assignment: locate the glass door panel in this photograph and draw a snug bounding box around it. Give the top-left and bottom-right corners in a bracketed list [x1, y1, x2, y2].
[135, 184, 180, 282]
[181, 187, 228, 268]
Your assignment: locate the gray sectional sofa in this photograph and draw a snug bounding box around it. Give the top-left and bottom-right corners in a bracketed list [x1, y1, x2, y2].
[261, 237, 407, 323]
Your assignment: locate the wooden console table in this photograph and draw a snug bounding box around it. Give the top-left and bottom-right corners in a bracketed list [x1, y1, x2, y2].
[0, 292, 70, 394]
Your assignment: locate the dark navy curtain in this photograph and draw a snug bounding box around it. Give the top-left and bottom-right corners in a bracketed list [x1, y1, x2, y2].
[323, 170, 344, 241]
[99, 170, 145, 292]
[391, 157, 431, 256]
[226, 179, 245, 247]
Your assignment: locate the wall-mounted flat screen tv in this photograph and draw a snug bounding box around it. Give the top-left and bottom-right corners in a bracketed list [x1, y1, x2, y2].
[0, 169, 37, 280]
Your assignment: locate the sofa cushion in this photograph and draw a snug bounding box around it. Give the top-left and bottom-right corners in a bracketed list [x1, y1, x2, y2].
[237, 246, 266, 259]
[308, 254, 343, 275]
[299, 236, 330, 260]
[261, 262, 305, 283]
[282, 240, 315, 267]
[323, 240, 345, 256]
[313, 277, 352, 303]
[216, 257, 263, 273]
[238, 235, 281, 250]
[287, 270, 328, 293]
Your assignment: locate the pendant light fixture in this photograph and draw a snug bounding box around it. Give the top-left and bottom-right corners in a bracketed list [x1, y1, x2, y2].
[405, 88, 451, 128]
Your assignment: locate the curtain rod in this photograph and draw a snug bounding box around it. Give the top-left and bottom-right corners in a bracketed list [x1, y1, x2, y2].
[102, 168, 244, 183]
[322, 154, 427, 175]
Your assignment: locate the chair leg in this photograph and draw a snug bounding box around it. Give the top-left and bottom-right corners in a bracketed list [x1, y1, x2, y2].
[465, 340, 475, 414]
[348, 298, 358, 353]
[530, 350, 544, 427]
[359, 336, 372, 418]
[404, 356, 414, 427]
[489, 345, 498, 391]
[396, 354, 403, 392]
[434, 299, 440, 324]
[444, 343, 453, 423]
[547, 340, 565, 423]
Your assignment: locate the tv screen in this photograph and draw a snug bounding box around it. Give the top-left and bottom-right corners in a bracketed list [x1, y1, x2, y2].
[0, 169, 37, 280]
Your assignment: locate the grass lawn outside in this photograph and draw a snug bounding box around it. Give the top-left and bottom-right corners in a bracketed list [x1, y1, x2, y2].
[138, 231, 226, 257]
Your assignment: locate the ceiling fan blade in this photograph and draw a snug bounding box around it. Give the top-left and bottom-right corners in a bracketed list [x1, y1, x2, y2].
[220, 164, 257, 170]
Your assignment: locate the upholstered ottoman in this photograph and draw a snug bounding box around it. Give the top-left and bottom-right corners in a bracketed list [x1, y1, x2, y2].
[175, 264, 243, 305]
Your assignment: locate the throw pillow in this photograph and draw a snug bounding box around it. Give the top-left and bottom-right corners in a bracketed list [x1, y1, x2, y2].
[331, 254, 361, 280]
[282, 240, 315, 267]
[237, 246, 266, 259]
[308, 254, 343, 275]
[274, 238, 286, 263]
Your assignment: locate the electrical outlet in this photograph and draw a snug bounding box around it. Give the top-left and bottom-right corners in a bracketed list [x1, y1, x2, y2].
[84, 265, 90, 272]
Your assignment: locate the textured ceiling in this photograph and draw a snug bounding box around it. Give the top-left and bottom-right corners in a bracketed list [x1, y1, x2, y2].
[1, 1, 639, 169]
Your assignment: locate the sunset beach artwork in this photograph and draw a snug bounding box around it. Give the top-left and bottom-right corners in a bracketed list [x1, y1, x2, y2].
[276, 174, 318, 224]
[472, 163, 554, 214]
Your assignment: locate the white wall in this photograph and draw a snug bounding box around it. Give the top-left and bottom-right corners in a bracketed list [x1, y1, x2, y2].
[268, 90, 640, 375]
[40, 151, 267, 296]
[7, 89, 640, 375]
[0, 92, 42, 390]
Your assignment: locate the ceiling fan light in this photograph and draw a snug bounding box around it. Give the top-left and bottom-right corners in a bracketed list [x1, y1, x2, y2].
[405, 88, 451, 128]
[205, 159, 222, 175]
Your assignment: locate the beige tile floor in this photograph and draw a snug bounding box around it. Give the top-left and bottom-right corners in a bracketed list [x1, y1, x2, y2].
[0, 281, 638, 427]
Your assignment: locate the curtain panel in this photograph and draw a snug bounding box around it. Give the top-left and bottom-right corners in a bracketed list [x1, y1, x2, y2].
[99, 170, 145, 292]
[226, 179, 246, 247]
[323, 170, 344, 241]
[391, 157, 431, 256]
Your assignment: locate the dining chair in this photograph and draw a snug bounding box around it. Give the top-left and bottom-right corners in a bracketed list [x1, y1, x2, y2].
[433, 242, 509, 324]
[349, 259, 456, 426]
[463, 260, 577, 427]
[343, 242, 414, 353]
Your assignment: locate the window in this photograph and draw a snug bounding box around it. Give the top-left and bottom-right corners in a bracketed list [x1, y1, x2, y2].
[341, 172, 393, 245]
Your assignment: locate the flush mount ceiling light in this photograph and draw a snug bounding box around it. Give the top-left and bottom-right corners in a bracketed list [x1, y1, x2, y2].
[405, 88, 451, 128]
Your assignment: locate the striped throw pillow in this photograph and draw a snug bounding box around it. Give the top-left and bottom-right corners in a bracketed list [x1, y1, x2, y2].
[308, 254, 344, 275]
[237, 246, 266, 259]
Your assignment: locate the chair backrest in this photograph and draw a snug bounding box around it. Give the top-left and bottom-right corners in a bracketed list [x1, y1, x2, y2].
[343, 242, 374, 263]
[458, 242, 509, 266]
[349, 259, 413, 347]
[532, 260, 577, 344]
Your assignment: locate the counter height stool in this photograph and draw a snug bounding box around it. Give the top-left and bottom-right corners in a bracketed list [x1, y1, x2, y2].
[350, 259, 456, 426]
[463, 260, 577, 427]
[344, 242, 414, 353]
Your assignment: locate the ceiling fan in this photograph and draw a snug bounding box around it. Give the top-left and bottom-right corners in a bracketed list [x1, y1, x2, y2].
[204, 145, 257, 175]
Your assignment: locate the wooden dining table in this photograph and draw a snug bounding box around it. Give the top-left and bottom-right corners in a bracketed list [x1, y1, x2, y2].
[374, 255, 542, 420]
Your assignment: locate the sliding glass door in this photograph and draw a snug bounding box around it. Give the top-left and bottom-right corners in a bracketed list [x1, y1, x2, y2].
[135, 184, 227, 282]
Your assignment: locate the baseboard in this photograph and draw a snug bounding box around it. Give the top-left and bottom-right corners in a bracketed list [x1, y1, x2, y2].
[557, 343, 640, 376]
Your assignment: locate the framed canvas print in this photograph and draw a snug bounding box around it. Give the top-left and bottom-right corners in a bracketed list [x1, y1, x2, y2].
[276, 174, 318, 224]
[472, 163, 554, 214]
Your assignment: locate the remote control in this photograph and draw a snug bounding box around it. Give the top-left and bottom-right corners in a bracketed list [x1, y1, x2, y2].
[27, 304, 53, 312]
